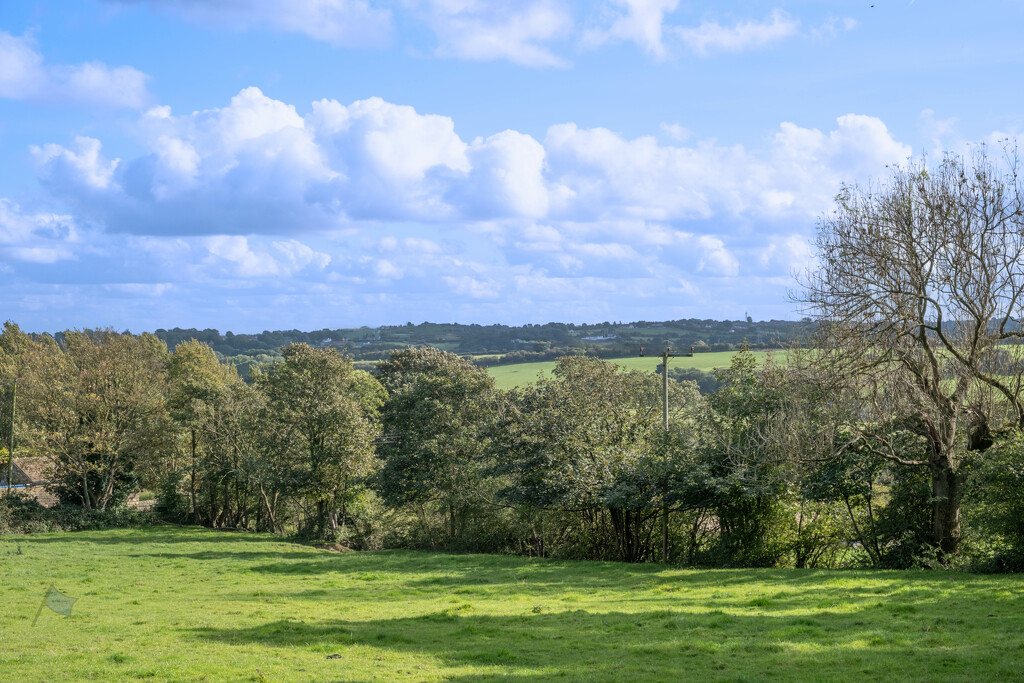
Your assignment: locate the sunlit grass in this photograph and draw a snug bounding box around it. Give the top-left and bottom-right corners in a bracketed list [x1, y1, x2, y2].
[488, 350, 783, 390]
[1, 527, 1022, 681]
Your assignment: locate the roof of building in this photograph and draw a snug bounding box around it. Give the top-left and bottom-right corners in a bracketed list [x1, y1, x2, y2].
[0, 457, 51, 487]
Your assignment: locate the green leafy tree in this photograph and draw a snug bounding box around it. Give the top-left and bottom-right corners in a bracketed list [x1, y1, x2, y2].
[167, 339, 241, 523]
[698, 348, 792, 566]
[0, 322, 34, 488]
[260, 344, 384, 540]
[205, 375, 283, 531]
[495, 356, 699, 562]
[20, 330, 171, 509]
[375, 347, 497, 544]
[963, 431, 1024, 570]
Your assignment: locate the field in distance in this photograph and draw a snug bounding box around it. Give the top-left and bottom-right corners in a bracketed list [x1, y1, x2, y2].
[487, 350, 782, 390]
[1, 527, 1021, 682]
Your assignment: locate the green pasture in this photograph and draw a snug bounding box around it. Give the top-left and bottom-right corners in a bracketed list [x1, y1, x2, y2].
[487, 350, 783, 390]
[2, 528, 1023, 681]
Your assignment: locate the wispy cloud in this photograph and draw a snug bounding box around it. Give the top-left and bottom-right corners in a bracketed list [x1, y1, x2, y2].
[107, 0, 393, 47]
[675, 10, 800, 56]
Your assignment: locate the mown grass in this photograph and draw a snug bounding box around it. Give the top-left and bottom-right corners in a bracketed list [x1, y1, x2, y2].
[1, 528, 1022, 682]
[487, 350, 782, 390]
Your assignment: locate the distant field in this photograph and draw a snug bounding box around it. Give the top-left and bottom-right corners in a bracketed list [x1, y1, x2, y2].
[1, 528, 1023, 681]
[488, 350, 783, 390]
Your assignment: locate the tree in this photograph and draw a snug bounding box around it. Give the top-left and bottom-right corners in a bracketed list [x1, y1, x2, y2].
[260, 344, 384, 539]
[494, 356, 700, 562]
[690, 349, 793, 566]
[167, 340, 240, 523]
[0, 322, 35, 490]
[204, 376, 283, 531]
[375, 347, 497, 543]
[17, 330, 171, 509]
[799, 145, 1024, 556]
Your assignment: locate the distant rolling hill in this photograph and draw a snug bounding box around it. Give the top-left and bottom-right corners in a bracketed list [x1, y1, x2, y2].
[487, 350, 784, 390]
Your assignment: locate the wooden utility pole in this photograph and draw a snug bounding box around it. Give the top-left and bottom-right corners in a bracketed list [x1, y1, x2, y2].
[661, 349, 670, 430]
[660, 349, 670, 561]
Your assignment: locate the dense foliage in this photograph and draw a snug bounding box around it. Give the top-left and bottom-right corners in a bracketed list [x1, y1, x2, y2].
[4, 317, 1024, 571]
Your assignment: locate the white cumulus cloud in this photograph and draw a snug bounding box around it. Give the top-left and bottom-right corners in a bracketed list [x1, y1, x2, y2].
[274, 239, 332, 270]
[205, 235, 329, 277]
[456, 130, 552, 218]
[0, 199, 80, 264]
[696, 235, 739, 277]
[544, 113, 910, 221]
[0, 31, 150, 108]
[444, 274, 500, 299]
[28, 87, 913, 266]
[418, 0, 574, 67]
[0, 31, 46, 100]
[32, 137, 121, 190]
[758, 234, 815, 274]
[583, 0, 680, 57]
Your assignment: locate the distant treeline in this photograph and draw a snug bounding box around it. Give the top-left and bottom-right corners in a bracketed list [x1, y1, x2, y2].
[474, 343, 727, 367]
[150, 318, 807, 362]
[146, 319, 806, 381]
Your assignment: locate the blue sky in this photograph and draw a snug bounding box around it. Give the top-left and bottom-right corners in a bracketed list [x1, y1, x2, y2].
[1, 1, 1023, 333]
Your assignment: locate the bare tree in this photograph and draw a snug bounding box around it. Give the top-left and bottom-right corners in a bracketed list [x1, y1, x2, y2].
[798, 144, 1024, 555]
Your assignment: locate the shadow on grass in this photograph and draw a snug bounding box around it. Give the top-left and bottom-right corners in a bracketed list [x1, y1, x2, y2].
[240, 552, 977, 601]
[10, 526, 279, 546]
[127, 550, 317, 563]
[186, 607, 1019, 682]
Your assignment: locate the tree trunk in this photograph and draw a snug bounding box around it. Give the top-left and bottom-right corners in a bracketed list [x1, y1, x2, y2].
[842, 491, 879, 567]
[661, 507, 669, 562]
[258, 485, 277, 533]
[222, 480, 232, 527]
[687, 513, 703, 565]
[610, 508, 645, 563]
[209, 480, 218, 527]
[190, 429, 198, 524]
[82, 471, 92, 510]
[99, 454, 118, 510]
[795, 501, 806, 570]
[931, 459, 963, 556]
[340, 480, 348, 536]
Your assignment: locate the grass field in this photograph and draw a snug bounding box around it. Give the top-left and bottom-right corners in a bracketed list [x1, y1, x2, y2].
[487, 350, 782, 390]
[2, 528, 1023, 681]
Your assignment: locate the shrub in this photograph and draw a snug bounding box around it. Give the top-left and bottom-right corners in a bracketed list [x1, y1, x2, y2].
[154, 470, 191, 524]
[874, 465, 932, 569]
[963, 432, 1024, 571]
[0, 494, 156, 534]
